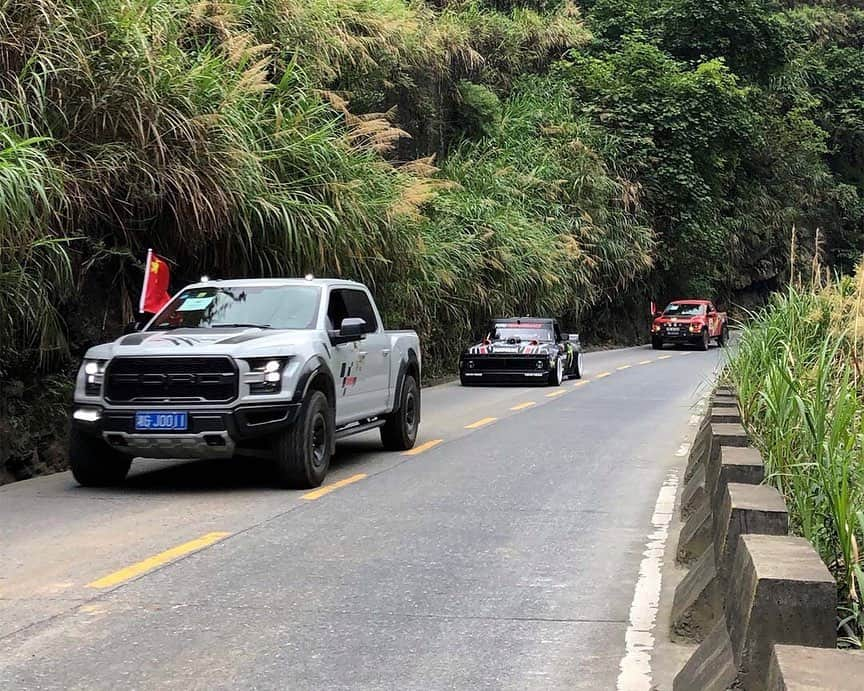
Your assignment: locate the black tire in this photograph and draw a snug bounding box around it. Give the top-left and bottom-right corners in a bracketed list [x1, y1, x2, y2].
[69, 427, 132, 487]
[717, 324, 729, 347]
[652, 337, 663, 350]
[272, 390, 332, 489]
[572, 351, 583, 379]
[699, 328, 710, 351]
[381, 374, 420, 451]
[548, 357, 564, 386]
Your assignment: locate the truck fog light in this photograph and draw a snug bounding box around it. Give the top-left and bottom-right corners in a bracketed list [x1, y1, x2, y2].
[264, 371, 281, 383]
[73, 408, 102, 423]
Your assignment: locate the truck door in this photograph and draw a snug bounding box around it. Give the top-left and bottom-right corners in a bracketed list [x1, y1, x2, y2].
[326, 288, 389, 423]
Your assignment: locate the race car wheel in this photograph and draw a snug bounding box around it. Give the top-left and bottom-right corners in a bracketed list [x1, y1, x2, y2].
[572, 352, 583, 379]
[548, 357, 564, 386]
[651, 337, 663, 350]
[69, 427, 132, 487]
[381, 374, 419, 451]
[272, 390, 332, 489]
[699, 329, 710, 351]
[717, 324, 729, 347]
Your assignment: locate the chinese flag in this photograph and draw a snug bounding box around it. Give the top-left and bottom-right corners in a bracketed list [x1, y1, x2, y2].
[139, 249, 171, 314]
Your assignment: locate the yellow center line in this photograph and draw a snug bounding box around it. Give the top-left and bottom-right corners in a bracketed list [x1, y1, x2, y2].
[510, 401, 537, 411]
[303, 473, 367, 500]
[638, 360, 653, 365]
[545, 389, 568, 398]
[88, 531, 231, 589]
[573, 380, 590, 387]
[658, 355, 672, 360]
[465, 417, 497, 429]
[403, 439, 443, 456]
[617, 365, 632, 370]
[595, 372, 612, 379]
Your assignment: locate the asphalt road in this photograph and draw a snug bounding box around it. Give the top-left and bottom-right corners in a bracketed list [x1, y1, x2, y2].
[0, 344, 721, 690]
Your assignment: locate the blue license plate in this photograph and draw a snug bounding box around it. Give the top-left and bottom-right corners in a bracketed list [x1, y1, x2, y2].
[135, 411, 188, 431]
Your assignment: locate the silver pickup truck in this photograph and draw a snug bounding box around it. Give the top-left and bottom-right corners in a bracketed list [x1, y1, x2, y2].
[70, 278, 421, 488]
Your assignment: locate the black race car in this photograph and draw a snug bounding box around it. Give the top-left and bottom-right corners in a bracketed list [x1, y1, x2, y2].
[459, 317, 583, 386]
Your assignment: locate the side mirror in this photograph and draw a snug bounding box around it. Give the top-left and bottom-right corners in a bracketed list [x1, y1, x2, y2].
[331, 317, 367, 345]
[653, 311, 663, 319]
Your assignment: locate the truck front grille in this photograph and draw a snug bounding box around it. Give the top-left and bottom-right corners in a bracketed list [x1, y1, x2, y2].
[105, 357, 238, 404]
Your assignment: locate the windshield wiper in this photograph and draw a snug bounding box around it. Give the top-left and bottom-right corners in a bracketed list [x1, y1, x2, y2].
[209, 323, 271, 329]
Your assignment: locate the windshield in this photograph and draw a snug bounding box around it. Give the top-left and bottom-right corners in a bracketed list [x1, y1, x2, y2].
[663, 303, 706, 317]
[148, 285, 322, 330]
[492, 323, 554, 343]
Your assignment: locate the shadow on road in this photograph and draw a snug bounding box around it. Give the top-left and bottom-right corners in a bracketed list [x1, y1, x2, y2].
[95, 434, 387, 494]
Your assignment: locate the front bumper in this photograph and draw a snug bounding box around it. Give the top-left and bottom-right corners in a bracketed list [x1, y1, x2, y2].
[654, 329, 702, 343]
[71, 402, 301, 459]
[460, 355, 551, 384]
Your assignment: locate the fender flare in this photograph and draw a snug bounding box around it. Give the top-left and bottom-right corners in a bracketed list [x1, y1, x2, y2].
[392, 348, 421, 419]
[293, 356, 335, 407]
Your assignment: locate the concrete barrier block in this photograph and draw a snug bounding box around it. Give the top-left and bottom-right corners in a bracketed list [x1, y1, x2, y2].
[673, 619, 737, 691]
[672, 482, 787, 642]
[715, 385, 736, 396]
[712, 422, 750, 447]
[711, 406, 741, 424]
[726, 535, 836, 690]
[706, 446, 766, 520]
[671, 547, 722, 642]
[675, 536, 836, 691]
[767, 645, 864, 690]
[681, 462, 707, 519]
[713, 394, 739, 406]
[677, 499, 712, 565]
[713, 483, 788, 585]
[684, 417, 712, 482]
[712, 399, 739, 410]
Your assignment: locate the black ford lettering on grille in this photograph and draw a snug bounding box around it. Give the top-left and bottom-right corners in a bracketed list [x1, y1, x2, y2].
[105, 357, 238, 403]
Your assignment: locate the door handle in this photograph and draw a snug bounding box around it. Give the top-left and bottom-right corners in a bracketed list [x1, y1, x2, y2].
[382, 349, 391, 357]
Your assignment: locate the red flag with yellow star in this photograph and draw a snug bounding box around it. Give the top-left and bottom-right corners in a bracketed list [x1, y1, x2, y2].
[139, 249, 171, 314]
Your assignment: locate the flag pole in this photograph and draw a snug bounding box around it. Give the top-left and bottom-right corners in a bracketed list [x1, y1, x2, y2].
[139, 248, 153, 314]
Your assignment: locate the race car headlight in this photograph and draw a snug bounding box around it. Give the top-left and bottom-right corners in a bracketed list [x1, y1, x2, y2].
[536, 360, 545, 369]
[689, 322, 703, 333]
[467, 360, 475, 369]
[82, 360, 106, 395]
[245, 358, 289, 394]
[652, 324, 661, 332]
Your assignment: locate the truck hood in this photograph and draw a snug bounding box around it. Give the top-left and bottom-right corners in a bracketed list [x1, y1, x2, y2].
[85, 328, 313, 360]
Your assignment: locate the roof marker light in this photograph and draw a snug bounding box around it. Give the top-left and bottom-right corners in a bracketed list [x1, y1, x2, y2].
[305, 273, 314, 281]
[200, 275, 209, 282]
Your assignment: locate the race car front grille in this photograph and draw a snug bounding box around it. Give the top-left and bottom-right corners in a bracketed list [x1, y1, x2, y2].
[105, 357, 238, 404]
[471, 356, 547, 370]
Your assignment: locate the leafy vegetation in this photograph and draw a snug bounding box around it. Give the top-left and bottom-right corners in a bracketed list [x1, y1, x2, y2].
[729, 270, 864, 646]
[2, 0, 864, 480]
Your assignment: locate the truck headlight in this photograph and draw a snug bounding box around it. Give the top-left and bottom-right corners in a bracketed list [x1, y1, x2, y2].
[245, 358, 289, 394]
[83, 360, 106, 395]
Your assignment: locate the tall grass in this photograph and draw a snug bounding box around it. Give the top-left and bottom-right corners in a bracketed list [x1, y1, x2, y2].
[0, 0, 647, 379]
[729, 277, 864, 646]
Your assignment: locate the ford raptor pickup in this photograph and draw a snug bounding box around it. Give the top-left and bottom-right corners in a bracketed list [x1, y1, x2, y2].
[70, 278, 421, 489]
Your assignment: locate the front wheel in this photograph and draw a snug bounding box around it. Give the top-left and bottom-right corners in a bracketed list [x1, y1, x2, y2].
[69, 427, 132, 487]
[717, 324, 729, 347]
[698, 329, 710, 351]
[652, 337, 663, 350]
[381, 374, 419, 451]
[548, 357, 564, 386]
[572, 351, 583, 379]
[272, 390, 332, 489]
